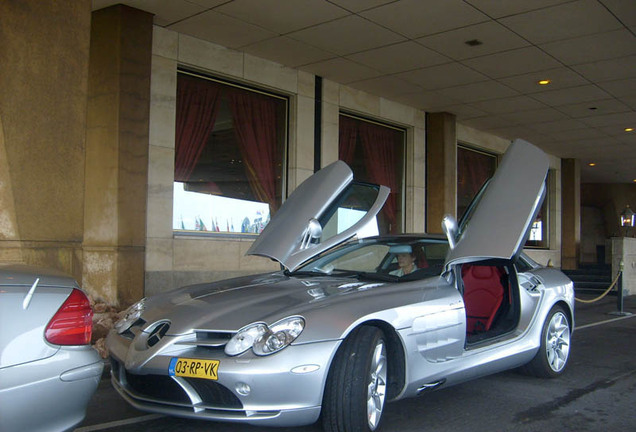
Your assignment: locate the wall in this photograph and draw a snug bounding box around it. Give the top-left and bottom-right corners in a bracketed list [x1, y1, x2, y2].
[582, 183, 636, 238]
[145, 27, 427, 296]
[0, 0, 91, 279]
[581, 206, 607, 264]
[581, 183, 636, 267]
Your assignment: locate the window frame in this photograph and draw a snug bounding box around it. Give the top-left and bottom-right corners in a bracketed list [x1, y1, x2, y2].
[456, 144, 498, 220]
[338, 112, 407, 234]
[172, 69, 290, 238]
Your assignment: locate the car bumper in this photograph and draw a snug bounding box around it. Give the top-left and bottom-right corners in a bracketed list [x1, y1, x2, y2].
[0, 346, 103, 432]
[107, 330, 341, 427]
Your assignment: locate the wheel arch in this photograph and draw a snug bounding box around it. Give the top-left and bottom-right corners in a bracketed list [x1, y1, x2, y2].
[338, 320, 406, 401]
[552, 300, 574, 331]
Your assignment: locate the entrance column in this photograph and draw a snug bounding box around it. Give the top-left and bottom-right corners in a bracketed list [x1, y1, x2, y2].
[83, 5, 153, 305]
[426, 112, 457, 234]
[561, 158, 581, 270]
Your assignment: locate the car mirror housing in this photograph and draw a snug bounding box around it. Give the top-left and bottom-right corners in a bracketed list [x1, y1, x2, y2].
[300, 218, 323, 249]
[442, 215, 458, 249]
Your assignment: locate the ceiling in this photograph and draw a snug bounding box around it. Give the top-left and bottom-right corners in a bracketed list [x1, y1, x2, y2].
[92, 0, 636, 183]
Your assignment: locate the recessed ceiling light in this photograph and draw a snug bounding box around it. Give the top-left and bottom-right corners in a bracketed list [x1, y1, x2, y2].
[465, 39, 483, 47]
[588, 163, 596, 167]
[625, 127, 634, 132]
[538, 79, 551, 85]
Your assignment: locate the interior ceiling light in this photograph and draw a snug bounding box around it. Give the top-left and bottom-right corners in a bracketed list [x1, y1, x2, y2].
[588, 163, 596, 167]
[538, 79, 551, 85]
[625, 127, 634, 132]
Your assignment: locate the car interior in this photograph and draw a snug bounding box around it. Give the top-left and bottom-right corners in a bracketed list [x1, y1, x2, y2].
[380, 242, 448, 279]
[459, 261, 520, 345]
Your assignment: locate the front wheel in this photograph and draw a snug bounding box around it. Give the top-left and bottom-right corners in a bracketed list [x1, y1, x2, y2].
[521, 305, 571, 378]
[322, 326, 387, 432]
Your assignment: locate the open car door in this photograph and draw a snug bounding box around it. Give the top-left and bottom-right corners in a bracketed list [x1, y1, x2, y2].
[445, 139, 549, 267]
[247, 161, 390, 272]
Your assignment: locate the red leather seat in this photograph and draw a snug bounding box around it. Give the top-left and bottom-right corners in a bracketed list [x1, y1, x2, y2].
[462, 265, 505, 334]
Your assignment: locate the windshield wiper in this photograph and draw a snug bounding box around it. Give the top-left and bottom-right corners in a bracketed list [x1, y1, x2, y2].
[287, 268, 398, 282]
[330, 269, 399, 283]
[285, 269, 330, 277]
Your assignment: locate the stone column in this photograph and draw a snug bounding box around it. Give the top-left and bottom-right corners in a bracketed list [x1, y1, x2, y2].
[426, 112, 457, 234]
[0, 0, 91, 279]
[83, 5, 152, 305]
[561, 158, 581, 270]
[611, 237, 636, 297]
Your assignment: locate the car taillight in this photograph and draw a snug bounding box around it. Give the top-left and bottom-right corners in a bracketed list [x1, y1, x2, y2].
[45, 288, 93, 345]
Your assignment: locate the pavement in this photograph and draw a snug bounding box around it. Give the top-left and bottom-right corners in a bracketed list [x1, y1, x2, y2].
[571, 292, 635, 326]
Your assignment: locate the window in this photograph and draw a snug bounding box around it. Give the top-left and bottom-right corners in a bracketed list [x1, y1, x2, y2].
[338, 114, 405, 234]
[526, 172, 550, 249]
[173, 71, 287, 234]
[457, 145, 498, 219]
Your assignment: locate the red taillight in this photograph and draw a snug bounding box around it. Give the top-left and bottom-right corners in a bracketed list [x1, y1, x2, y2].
[45, 288, 93, 345]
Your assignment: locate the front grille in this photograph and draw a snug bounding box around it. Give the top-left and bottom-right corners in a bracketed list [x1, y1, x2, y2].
[184, 377, 243, 408]
[175, 331, 234, 349]
[125, 371, 191, 404]
[111, 356, 244, 410]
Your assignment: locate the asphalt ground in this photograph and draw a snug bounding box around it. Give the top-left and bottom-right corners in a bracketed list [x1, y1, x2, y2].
[75, 295, 636, 432]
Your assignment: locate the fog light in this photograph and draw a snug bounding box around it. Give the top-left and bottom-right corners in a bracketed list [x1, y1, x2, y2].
[235, 382, 251, 396]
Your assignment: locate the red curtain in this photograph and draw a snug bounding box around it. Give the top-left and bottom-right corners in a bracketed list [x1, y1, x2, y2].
[359, 122, 399, 233]
[228, 89, 279, 211]
[175, 75, 222, 181]
[338, 115, 358, 165]
[457, 147, 497, 217]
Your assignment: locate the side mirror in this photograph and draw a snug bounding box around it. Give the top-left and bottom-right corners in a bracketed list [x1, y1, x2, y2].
[300, 218, 322, 249]
[442, 215, 458, 250]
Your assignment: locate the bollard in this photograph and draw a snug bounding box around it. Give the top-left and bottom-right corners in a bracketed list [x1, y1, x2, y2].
[610, 260, 632, 317]
[616, 262, 623, 314]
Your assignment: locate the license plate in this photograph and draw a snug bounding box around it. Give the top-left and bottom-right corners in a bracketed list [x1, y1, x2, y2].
[169, 358, 219, 380]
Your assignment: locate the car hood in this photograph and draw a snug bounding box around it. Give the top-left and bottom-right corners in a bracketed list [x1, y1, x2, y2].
[138, 273, 393, 335]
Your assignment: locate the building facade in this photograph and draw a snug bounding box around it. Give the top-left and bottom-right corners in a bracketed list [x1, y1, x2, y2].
[0, 2, 594, 306]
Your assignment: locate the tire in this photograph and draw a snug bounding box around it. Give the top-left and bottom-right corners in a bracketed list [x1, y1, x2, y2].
[322, 326, 387, 432]
[520, 305, 571, 378]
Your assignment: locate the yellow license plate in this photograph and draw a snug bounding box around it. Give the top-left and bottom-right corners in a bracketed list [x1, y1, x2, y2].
[169, 357, 219, 380]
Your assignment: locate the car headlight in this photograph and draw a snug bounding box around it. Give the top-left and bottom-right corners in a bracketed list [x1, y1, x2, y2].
[224, 323, 268, 356]
[114, 298, 146, 334]
[225, 316, 305, 357]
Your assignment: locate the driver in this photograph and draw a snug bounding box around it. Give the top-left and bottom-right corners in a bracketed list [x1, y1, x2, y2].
[389, 245, 417, 276]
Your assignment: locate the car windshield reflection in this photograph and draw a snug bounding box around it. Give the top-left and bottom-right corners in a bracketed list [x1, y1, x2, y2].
[289, 237, 449, 282]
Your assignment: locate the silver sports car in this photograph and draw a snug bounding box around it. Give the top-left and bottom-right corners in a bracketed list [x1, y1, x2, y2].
[107, 139, 574, 432]
[0, 265, 103, 432]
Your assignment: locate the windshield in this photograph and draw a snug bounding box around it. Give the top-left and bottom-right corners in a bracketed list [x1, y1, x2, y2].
[291, 237, 449, 281]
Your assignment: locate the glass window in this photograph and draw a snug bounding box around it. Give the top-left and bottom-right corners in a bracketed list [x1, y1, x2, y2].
[457, 145, 497, 219]
[319, 182, 383, 242]
[173, 71, 287, 235]
[526, 172, 550, 249]
[294, 237, 449, 280]
[338, 114, 405, 234]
